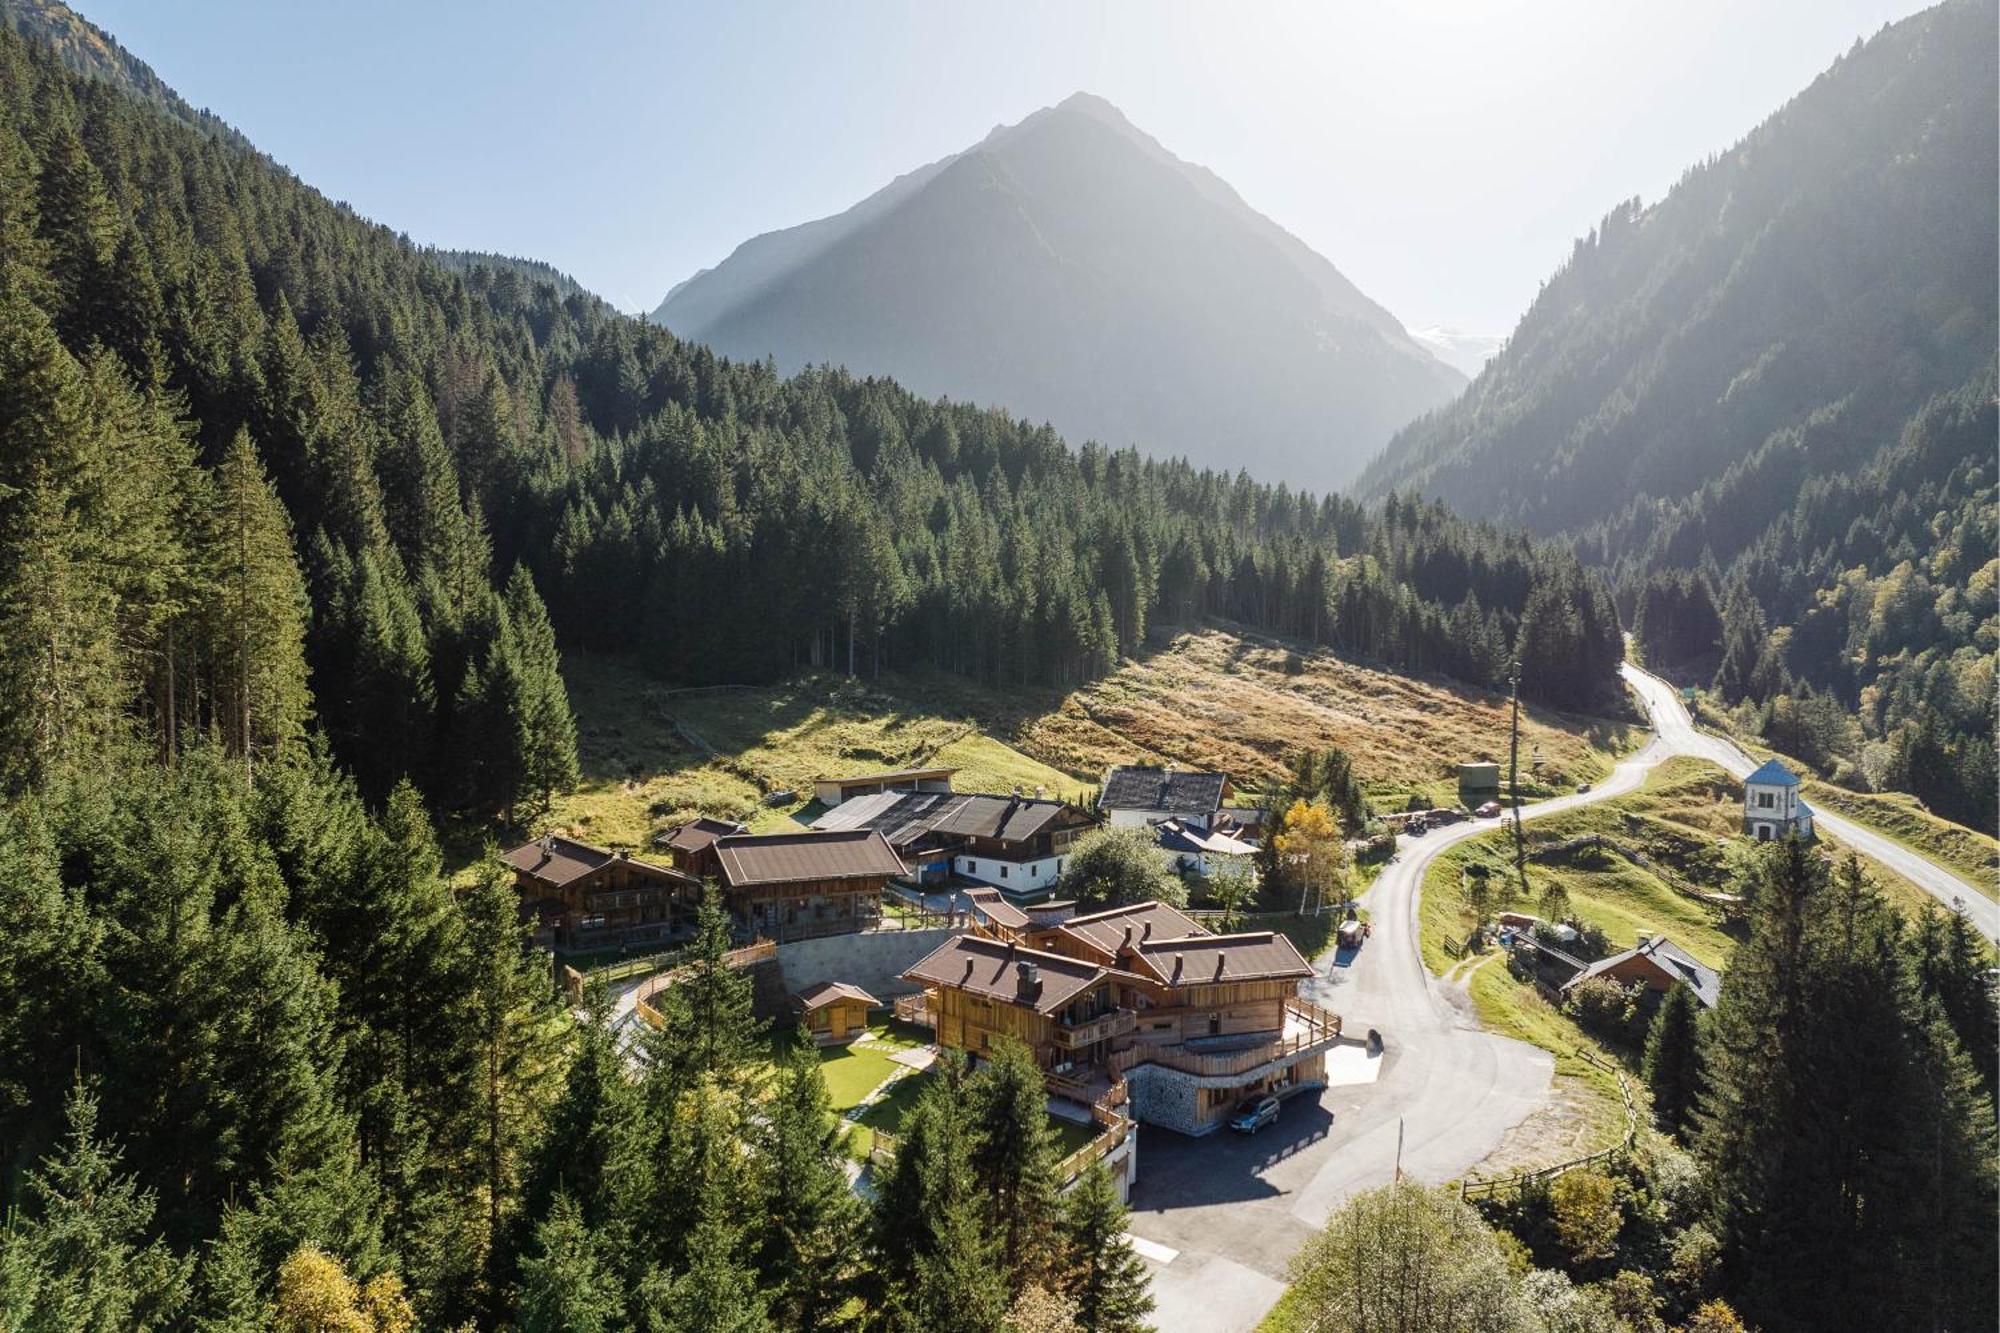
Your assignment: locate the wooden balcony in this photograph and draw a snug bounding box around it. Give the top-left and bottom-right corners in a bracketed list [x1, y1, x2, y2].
[894, 990, 934, 1028]
[1051, 1007, 1138, 1049]
[1107, 996, 1341, 1079]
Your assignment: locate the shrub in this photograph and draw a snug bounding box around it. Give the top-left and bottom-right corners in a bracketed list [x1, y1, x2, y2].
[1565, 976, 1650, 1047]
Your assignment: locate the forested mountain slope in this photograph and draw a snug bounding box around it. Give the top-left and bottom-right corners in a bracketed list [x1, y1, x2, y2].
[653, 92, 1465, 492]
[0, 14, 1622, 817]
[1358, 0, 1998, 831]
[0, 8, 1625, 1323]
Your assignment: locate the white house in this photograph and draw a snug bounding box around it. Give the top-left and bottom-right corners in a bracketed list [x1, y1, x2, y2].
[1742, 759, 1813, 841]
[1099, 765, 1231, 831]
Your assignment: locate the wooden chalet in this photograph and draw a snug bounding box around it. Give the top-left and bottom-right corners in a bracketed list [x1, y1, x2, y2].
[792, 980, 880, 1044]
[813, 766, 957, 807]
[653, 816, 748, 878]
[812, 789, 1097, 894]
[903, 899, 1342, 1135]
[503, 834, 700, 952]
[711, 829, 906, 941]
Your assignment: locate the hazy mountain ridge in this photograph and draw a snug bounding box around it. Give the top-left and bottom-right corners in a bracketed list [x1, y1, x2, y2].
[1355, 0, 1996, 553]
[654, 92, 1464, 492]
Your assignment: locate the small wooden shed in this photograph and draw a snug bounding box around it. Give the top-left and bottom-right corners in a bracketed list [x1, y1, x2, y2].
[791, 980, 880, 1044]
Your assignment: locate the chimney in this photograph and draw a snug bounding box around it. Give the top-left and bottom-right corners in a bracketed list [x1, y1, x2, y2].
[1122, 925, 1133, 948]
[1142, 921, 1153, 941]
[1171, 952, 1185, 981]
[1214, 954, 1226, 980]
[1016, 961, 1042, 998]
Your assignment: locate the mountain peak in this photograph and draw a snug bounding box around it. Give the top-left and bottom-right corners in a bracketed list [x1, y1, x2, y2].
[652, 98, 1463, 492]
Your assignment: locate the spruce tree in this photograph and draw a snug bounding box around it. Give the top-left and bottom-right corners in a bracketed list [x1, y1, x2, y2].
[502, 564, 579, 815]
[1642, 982, 1704, 1138]
[0, 1080, 194, 1332]
[756, 1035, 863, 1330]
[204, 430, 311, 781]
[1060, 1162, 1155, 1333]
[644, 884, 761, 1096]
[517, 1193, 624, 1333]
[966, 1037, 1063, 1292]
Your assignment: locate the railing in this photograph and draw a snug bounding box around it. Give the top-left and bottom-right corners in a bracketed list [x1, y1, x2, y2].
[893, 991, 933, 1028]
[1107, 997, 1341, 1079]
[1459, 1047, 1639, 1201]
[1051, 1008, 1138, 1049]
[631, 938, 777, 1009]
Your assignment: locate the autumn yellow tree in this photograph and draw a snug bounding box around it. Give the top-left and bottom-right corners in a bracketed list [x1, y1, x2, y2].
[272, 1246, 416, 1333]
[1273, 799, 1347, 916]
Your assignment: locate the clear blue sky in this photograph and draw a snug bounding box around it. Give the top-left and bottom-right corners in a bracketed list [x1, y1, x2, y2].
[81, 0, 1925, 332]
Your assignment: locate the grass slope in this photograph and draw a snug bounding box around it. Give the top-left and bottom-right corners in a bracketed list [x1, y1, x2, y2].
[539, 625, 1639, 854]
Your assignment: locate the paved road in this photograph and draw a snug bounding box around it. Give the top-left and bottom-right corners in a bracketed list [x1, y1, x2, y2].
[1131, 694, 1684, 1330]
[1620, 663, 1998, 940]
[1131, 661, 1994, 1330]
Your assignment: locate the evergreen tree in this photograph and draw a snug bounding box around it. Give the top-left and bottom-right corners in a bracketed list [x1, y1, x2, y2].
[644, 884, 761, 1096]
[756, 1035, 863, 1331]
[204, 429, 312, 781]
[1641, 982, 1703, 1139]
[1059, 1162, 1155, 1333]
[518, 1193, 624, 1333]
[502, 564, 579, 815]
[0, 1080, 193, 1332]
[966, 1037, 1063, 1292]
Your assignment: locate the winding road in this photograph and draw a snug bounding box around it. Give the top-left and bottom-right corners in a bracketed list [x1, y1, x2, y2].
[1130, 660, 1993, 1331]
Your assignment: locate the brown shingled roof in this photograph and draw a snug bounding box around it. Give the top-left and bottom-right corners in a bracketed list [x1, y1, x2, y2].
[655, 816, 747, 854]
[713, 830, 907, 887]
[792, 980, 881, 1012]
[1057, 900, 1209, 958]
[962, 887, 1030, 931]
[1130, 931, 1313, 986]
[902, 936, 1106, 1016]
[502, 835, 691, 889]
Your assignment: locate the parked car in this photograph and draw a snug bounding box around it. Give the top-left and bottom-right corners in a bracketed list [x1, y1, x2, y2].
[1575, 782, 1592, 794]
[1475, 800, 1503, 818]
[1230, 1095, 1281, 1135]
[1406, 814, 1428, 835]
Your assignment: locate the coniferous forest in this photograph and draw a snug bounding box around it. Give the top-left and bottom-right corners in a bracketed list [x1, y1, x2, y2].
[0, 4, 1992, 1332]
[0, 12, 1621, 1330]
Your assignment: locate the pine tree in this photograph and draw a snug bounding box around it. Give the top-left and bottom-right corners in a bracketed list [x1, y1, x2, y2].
[966, 1037, 1063, 1292]
[1059, 1162, 1154, 1333]
[1642, 982, 1703, 1138]
[0, 1080, 194, 1332]
[502, 564, 579, 815]
[644, 884, 761, 1095]
[756, 1035, 863, 1330]
[204, 429, 311, 781]
[455, 867, 564, 1313]
[517, 1193, 624, 1333]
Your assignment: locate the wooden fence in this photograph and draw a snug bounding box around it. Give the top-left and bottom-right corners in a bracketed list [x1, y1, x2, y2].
[630, 939, 778, 1030]
[1459, 1047, 1639, 1201]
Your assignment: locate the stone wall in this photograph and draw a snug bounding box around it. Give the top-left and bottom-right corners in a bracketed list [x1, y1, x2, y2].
[775, 926, 964, 1002]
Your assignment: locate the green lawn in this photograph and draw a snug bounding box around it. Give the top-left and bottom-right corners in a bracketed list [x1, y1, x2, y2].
[817, 1040, 906, 1111]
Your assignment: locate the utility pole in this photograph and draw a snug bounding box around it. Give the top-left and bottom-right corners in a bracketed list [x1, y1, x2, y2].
[1508, 659, 1527, 897]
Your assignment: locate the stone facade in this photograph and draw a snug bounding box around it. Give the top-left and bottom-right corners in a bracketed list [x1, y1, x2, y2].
[775, 925, 964, 1002]
[1123, 1048, 1329, 1136]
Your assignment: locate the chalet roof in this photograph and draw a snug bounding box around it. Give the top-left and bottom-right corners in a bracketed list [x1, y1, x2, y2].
[792, 980, 881, 1012]
[929, 792, 1082, 842]
[903, 935, 1106, 1016]
[812, 790, 1087, 849]
[1056, 900, 1209, 958]
[1129, 931, 1314, 986]
[961, 887, 1031, 931]
[818, 766, 958, 790]
[503, 835, 690, 889]
[654, 816, 748, 854]
[1567, 936, 1721, 1008]
[1744, 759, 1801, 788]
[809, 790, 960, 844]
[713, 830, 907, 888]
[1154, 818, 1258, 858]
[1099, 765, 1229, 816]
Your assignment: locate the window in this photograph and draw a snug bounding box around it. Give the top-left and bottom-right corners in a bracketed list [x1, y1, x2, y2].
[1056, 858, 1063, 874]
[1029, 863, 1039, 877]
[1000, 865, 1009, 879]
[966, 860, 977, 874]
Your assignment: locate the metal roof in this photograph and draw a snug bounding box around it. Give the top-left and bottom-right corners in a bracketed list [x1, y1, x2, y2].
[1099, 765, 1229, 816]
[713, 830, 908, 887]
[1745, 759, 1801, 788]
[1129, 931, 1314, 985]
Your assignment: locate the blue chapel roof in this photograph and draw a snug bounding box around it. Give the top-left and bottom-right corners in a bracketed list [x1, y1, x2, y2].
[1745, 759, 1801, 788]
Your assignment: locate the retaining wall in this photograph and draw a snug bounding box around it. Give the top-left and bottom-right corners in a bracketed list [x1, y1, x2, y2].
[775, 926, 964, 1001]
